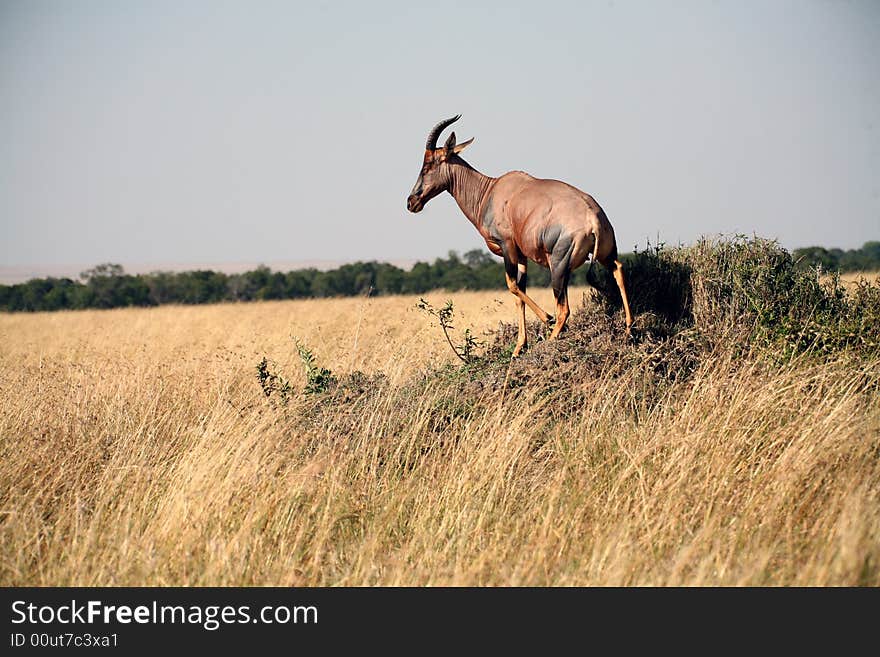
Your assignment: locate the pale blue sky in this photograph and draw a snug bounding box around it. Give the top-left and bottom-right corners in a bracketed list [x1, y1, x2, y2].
[1, 0, 878, 271]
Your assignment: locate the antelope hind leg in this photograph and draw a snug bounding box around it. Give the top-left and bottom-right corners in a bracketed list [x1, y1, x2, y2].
[610, 259, 633, 335]
[505, 270, 529, 356]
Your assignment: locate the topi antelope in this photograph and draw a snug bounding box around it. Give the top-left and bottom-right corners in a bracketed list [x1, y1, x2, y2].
[407, 115, 633, 356]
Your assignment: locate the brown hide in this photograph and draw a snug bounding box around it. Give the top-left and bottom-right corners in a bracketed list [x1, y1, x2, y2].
[480, 172, 619, 272]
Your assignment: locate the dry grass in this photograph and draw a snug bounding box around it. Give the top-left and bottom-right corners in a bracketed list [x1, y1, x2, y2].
[1, 281, 878, 586]
[838, 270, 880, 289]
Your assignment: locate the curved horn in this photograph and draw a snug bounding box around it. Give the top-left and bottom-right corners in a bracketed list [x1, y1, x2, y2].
[425, 114, 461, 150]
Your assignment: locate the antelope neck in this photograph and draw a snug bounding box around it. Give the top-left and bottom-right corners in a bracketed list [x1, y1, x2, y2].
[447, 161, 496, 230]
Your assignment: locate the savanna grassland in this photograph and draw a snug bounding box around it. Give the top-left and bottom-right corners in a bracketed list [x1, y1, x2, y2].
[1, 239, 879, 586]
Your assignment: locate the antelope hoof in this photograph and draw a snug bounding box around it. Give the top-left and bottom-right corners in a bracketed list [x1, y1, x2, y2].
[545, 315, 555, 327]
[512, 342, 526, 357]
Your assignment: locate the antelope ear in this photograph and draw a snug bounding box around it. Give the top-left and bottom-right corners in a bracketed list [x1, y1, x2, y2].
[443, 131, 457, 151]
[452, 137, 474, 154]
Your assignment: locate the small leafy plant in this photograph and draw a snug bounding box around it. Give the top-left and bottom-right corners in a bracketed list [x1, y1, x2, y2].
[294, 337, 336, 394]
[416, 298, 483, 363]
[256, 357, 293, 405]
[257, 339, 336, 401]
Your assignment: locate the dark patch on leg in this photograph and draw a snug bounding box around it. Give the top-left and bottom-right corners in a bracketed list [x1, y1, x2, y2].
[503, 255, 518, 289]
[552, 268, 571, 303]
[516, 263, 527, 293]
[550, 234, 574, 298]
[548, 235, 575, 339]
[542, 225, 563, 255]
[549, 236, 573, 276]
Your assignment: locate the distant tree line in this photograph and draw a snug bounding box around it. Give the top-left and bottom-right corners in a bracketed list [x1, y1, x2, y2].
[2, 241, 878, 312]
[0, 251, 510, 312]
[792, 241, 880, 273]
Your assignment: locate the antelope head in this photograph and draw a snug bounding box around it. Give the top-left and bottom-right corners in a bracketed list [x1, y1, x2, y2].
[407, 114, 474, 213]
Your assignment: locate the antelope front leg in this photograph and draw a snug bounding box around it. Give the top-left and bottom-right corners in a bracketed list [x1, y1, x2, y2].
[517, 261, 553, 326]
[504, 253, 552, 326]
[520, 292, 552, 326]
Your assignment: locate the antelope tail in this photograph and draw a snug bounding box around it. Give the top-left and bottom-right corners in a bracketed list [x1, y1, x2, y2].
[586, 231, 601, 286]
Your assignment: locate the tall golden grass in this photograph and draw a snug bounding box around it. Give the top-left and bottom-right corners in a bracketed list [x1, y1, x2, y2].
[1, 280, 878, 585]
